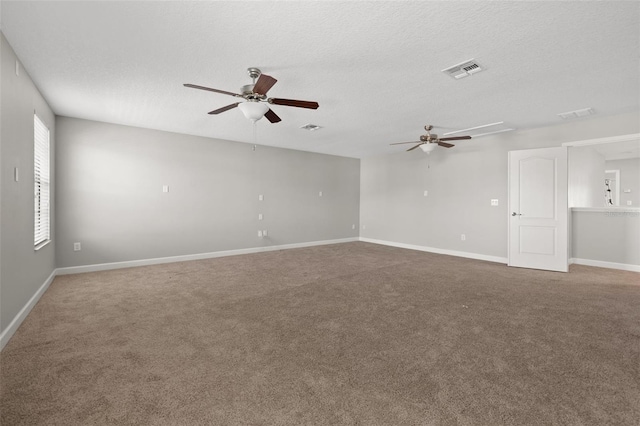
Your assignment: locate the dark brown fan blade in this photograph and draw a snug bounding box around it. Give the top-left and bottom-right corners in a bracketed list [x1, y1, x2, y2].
[208, 103, 240, 115]
[264, 108, 282, 123]
[269, 98, 319, 109]
[390, 141, 421, 145]
[407, 143, 423, 152]
[438, 142, 455, 148]
[439, 135, 471, 141]
[253, 74, 277, 95]
[184, 84, 242, 98]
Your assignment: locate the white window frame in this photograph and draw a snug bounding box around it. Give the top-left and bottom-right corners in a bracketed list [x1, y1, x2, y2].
[34, 113, 51, 250]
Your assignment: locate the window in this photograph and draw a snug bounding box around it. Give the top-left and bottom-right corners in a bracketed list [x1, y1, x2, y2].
[34, 114, 50, 249]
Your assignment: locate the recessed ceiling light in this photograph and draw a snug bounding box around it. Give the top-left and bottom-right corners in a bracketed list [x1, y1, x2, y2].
[300, 124, 322, 131]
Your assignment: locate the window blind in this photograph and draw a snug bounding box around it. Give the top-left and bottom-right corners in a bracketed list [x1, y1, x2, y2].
[34, 114, 50, 248]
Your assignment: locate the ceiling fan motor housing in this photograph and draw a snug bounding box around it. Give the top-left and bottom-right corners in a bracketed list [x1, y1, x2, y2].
[241, 84, 267, 101]
[241, 84, 254, 95]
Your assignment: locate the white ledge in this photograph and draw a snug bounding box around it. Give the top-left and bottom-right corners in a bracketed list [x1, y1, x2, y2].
[571, 207, 640, 213]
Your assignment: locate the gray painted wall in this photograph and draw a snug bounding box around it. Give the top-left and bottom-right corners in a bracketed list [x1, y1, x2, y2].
[1, 33, 56, 333]
[360, 112, 640, 259]
[55, 117, 360, 267]
[568, 147, 605, 208]
[606, 158, 640, 207]
[572, 210, 640, 265]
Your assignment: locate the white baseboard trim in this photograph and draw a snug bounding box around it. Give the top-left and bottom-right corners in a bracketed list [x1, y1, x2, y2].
[56, 237, 360, 275]
[0, 269, 57, 351]
[569, 257, 640, 273]
[1, 238, 358, 351]
[359, 238, 508, 264]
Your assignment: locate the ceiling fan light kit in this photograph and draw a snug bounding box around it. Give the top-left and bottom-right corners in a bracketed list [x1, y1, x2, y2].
[419, 143, 437, 153]
[238, 101, 269, 122]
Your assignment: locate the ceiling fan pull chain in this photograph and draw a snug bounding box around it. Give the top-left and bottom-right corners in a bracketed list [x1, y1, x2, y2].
[253, 120, 257, 145]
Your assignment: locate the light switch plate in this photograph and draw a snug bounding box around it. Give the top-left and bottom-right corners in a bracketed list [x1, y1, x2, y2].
[491, 199, 499, 206]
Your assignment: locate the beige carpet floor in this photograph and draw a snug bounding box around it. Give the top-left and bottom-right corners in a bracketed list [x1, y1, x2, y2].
[1, 242, 639, 425]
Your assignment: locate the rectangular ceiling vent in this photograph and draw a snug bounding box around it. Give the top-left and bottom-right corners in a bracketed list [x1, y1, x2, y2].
[442, 59, 483, 79]
[557, 107, 595, 120]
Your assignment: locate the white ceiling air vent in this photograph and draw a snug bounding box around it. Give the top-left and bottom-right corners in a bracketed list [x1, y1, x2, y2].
[557, 107, 595, 120]
[442, 59, 483, 79]
[300, 124, 322, 131]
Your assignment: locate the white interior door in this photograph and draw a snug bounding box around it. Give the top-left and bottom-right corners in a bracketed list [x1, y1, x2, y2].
[508, 147, 568, 272]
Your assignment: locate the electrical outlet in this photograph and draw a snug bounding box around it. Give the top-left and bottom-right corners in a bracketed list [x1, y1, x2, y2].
[263, 230, 268, 237]
[352, 224, 356, 230]
[424, 190, 428, 197]
[319, 191, 323, 197]
[258, 194, 264, 201]
[491, 199, 499, 206]
[627, 200, 633, 206]
[73, 242, 81, 251]
[162, 185, 169, 193]
[258, 213, 263, 220]
[461, 234, 466, 241]
[258, 230, 263, 238]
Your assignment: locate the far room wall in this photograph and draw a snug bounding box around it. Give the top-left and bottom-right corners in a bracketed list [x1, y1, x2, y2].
[360, 111, 640, 260]
[568, 147, 605, 208]
[55, 117, 360, 268]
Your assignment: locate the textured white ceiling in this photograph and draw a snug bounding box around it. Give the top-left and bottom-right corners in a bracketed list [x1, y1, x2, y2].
[1, 1, 639, 158]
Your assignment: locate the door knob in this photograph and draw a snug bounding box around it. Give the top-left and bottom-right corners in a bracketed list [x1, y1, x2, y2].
[512, 212, 522, 216]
